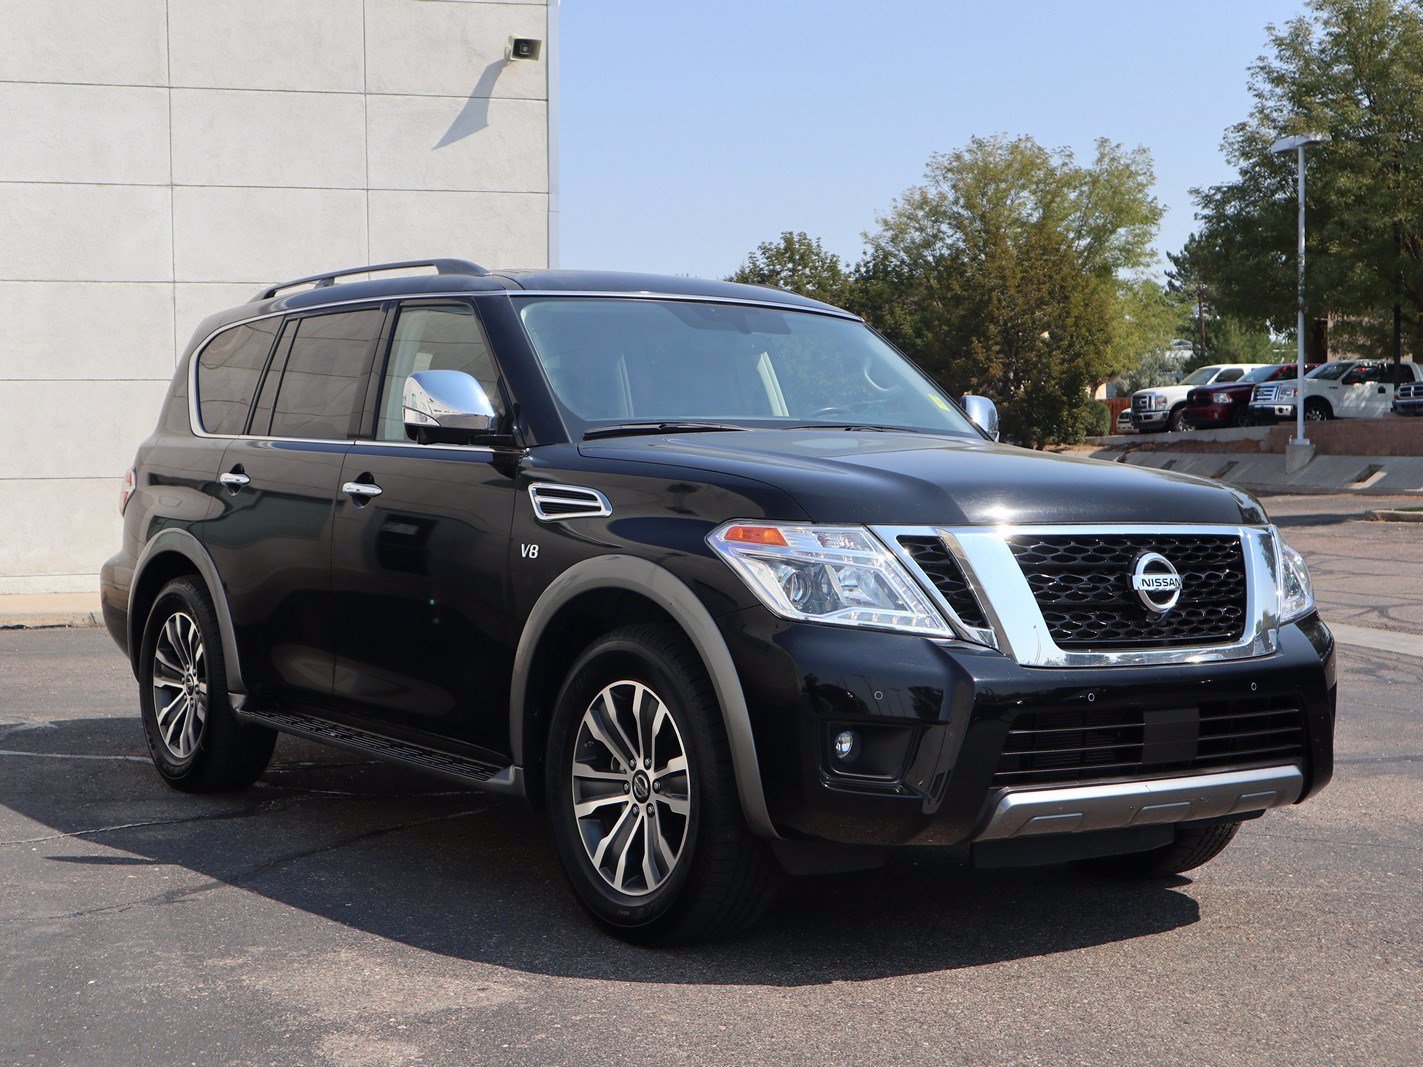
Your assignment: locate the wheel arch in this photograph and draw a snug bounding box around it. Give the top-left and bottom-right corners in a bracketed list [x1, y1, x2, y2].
[511, 555, 778, 838]
[1304, 396, 1333, 418]
[128, 529, 245, 694]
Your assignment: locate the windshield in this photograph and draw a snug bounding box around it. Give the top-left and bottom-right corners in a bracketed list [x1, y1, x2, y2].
[515, 297, 981, 438]
[1179, 366, 1222, 386]
[1307, 362, 1353, 381]
[1241, 364, 1285, 383]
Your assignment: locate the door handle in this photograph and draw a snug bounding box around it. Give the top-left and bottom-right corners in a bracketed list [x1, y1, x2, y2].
[342, 481, 383, 501]
[219, 471, 250, 492]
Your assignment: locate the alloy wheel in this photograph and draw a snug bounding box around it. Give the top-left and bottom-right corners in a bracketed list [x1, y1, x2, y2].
[570, 680, 691, 896]
[150, 610, 207, 759]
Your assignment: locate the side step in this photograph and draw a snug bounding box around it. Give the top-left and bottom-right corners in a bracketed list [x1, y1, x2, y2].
[240, 706, 523, 795]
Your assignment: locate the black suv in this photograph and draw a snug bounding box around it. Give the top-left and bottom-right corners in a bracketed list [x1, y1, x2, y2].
[102, 259, 1336, 944]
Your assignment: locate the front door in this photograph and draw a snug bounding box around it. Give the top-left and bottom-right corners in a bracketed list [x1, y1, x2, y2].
[1339, 363, 1389, 417]
[203, 306, 384, 706]
[329, 301, 518, 751]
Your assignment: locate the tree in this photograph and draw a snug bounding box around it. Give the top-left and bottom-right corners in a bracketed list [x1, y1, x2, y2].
[860, 135, 1166, 445]
[728, 232, 853, 307]
[1187, 0, 1423, 362]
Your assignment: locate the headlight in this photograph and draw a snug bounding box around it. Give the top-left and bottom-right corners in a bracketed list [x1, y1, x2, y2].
[1274, 530, 1315, 623]
[1211, 392, 1232, 405]
[1150, 394, 1168, 410]
[1278, 384, 1298, 399]
[707, 522, 952, 637]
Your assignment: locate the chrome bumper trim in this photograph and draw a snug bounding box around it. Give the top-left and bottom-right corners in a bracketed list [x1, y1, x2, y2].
[973, 765, 1304, 841]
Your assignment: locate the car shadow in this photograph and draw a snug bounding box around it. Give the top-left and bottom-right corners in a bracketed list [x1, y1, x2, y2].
[2, 716, 1201, 986]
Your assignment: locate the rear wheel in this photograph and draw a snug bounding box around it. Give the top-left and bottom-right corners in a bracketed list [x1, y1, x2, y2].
[139, 577, 275, 792]
[546, 624, 779, 945]
[1076, 821, 1241, 879]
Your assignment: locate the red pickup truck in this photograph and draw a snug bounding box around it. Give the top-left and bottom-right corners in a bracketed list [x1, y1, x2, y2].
[1184, 362, 1322, 428]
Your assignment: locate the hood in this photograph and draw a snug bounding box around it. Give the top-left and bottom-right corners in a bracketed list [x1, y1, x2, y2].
[579, 430, 1258, 527]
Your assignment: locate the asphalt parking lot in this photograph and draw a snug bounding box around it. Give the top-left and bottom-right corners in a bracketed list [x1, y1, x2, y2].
[3, 496, 1420, 1066]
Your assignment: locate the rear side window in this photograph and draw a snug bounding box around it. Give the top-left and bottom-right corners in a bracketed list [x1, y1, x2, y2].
[375, 304, 504, 441]
[1213, 368, 1245, 383]
[196, 320, 280, 434]
[265, 310, 381, 440]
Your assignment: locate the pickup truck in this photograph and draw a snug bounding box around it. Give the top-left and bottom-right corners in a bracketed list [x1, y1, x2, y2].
[1252, 359, 1423, 422]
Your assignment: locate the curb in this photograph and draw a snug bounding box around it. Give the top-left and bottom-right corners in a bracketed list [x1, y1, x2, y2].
[0, 611, 102, 630]
[1367, 508, 1423, 522]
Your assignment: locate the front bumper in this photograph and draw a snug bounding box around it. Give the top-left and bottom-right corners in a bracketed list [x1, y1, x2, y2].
[1251, 402, 1296, 421]
[719, 608, 1335, 847]
[1393, 399, 1423, 416]
[1130, 409, 1168, 429]
[1183, 403, 1230, 428]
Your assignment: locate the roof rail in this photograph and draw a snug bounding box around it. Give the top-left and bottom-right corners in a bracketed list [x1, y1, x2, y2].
[253, 259, 490, 301]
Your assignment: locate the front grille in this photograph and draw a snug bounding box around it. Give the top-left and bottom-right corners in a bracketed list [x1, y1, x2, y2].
[992, 697, 1305, 787]
[1008, 533, 1247, 649]
[1399, 383, 1421, 400]
[1254, 383, 1280, 403]
[898, 536, 990, 629]
[1132, 394, 1152, 411]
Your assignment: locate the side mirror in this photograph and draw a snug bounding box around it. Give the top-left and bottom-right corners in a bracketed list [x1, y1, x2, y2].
[961, 394, 1000, 441]
[404, 370, 499, 444]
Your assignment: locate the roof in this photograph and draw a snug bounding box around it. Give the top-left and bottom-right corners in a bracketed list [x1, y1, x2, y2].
[186, 265, 849, 352]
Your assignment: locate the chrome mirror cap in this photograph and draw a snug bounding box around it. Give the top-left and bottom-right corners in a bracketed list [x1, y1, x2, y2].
[403, 369, 497, 438]
[961, 394, 1000, 441]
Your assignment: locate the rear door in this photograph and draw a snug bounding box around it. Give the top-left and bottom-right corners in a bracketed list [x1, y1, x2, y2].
[204, 306, 384, 706]
[329, 300, 519, 751]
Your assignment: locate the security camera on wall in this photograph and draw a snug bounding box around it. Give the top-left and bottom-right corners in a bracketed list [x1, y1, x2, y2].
[508, 37, 543, 61]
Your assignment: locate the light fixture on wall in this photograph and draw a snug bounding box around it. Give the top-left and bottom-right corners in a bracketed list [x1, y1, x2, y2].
[508, 37, 543, 61]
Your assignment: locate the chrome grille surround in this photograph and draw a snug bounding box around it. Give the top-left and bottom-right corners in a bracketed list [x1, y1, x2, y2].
[873, 524, 1282, 668]
[1253, 383, 1281, 403]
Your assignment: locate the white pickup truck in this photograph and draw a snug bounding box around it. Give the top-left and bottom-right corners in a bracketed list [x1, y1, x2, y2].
[1250, 359, 1423, 423]
[1130, 364, 1268, 433]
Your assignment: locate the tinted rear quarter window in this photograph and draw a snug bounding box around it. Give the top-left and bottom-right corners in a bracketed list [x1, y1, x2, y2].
[265, 310, 382, 440]
[196, 320, 281, 434]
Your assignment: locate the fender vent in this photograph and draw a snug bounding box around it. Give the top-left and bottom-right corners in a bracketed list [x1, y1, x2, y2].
[529, 483, 612, 521]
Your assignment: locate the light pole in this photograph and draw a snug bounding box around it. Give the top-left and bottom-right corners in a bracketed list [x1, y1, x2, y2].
[1270, 132, 1330, 446]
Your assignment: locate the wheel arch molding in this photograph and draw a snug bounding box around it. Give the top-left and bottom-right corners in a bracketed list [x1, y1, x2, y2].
[510, 554, 778, 839]
[127, 528, 246, 696]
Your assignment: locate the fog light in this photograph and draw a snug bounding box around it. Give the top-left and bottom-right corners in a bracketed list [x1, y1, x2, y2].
[832, 730, 858, 762]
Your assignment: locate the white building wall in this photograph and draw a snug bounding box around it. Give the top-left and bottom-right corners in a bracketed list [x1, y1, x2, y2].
[0, 0, 553, 594]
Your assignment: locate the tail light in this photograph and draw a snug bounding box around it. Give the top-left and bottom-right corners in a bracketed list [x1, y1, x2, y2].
[120, 468, 136, 515]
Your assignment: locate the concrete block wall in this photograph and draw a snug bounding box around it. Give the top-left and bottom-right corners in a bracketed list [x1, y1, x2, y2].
[0, 0, 553, 594]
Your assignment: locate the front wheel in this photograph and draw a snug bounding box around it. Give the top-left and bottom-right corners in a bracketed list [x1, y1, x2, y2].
[1304, 399, 1331, 422]
[1166, 406, 1189, 432]
[546, 624, 779, 945]
[1075, 821, 1241, 879]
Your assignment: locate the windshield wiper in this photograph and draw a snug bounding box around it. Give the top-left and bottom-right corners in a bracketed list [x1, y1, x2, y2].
[785, 423, 923, 434]
[582, 421, 752, 440]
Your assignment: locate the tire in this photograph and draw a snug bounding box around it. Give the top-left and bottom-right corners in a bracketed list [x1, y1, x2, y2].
[1075, 821, 1241, 879]
[138, 577, 275, 793]
[1166, 406, 1189, 432]
[1304, 398, 1330, 422]
[1229, 405, 1253, 428]
[545, 623, 779, 945]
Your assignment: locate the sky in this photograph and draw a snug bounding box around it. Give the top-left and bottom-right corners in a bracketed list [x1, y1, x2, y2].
[558, 0, 1306, 280]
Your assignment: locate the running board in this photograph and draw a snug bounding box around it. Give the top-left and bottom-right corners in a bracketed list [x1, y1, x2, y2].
[240, 706, 524, 796]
